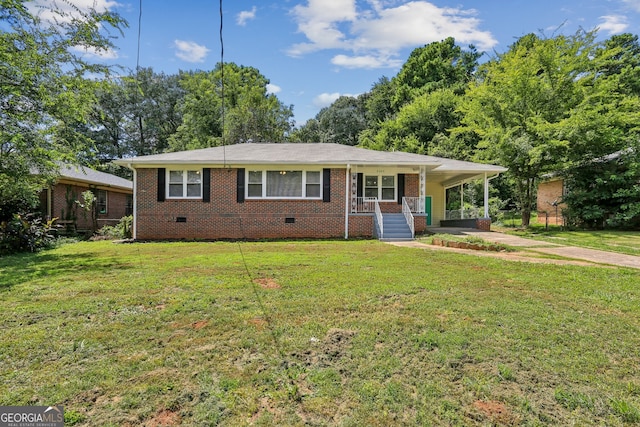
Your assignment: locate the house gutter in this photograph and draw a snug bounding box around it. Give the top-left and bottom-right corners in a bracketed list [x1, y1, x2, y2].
[345, 164, 350, 239]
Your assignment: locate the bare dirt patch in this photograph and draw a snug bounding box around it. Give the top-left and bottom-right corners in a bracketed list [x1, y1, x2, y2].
[472, 400, 517, 425]
[192, 320, 208, 330]
[145, 408, 181, 426]
[254, 278, 281, 289]
[248, 317, 268, 329]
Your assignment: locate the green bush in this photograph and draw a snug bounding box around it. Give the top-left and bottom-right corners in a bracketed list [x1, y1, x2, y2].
[0, 214, 57, 255]
[94, 215, 133, 240]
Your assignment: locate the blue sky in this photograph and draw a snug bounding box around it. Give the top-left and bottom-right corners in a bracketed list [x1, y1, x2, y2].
[29, 0, 640, 126]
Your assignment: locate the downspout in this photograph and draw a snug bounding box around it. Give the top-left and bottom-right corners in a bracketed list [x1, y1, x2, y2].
[125, 163, 137, 240]
[483, 173, 500, 218]
[344, 164, 350, 239]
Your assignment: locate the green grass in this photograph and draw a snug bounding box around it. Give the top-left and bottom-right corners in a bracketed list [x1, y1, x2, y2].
[1, 240, 640, 425]
[499, 226, 640, 256]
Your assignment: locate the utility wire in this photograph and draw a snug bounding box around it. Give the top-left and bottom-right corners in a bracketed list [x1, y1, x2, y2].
[136, 0, 142, 72]
[220, 0, 226, 166]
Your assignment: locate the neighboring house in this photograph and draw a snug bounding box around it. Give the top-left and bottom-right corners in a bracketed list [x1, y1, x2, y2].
[536, 149, 632, 225]
[39, 164, 133, 231]
[115, 143, 507, 240]
[536, 176, 567, 225]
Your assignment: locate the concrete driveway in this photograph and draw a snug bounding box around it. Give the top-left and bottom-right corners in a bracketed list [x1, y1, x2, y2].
[392, 228, 640, 269]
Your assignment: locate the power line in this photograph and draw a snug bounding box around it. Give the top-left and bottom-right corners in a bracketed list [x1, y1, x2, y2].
[219, 0, 226, 166]
[136, 0, 142, 72]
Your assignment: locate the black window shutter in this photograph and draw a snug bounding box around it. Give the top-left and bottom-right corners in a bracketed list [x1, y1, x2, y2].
[322, 168, 331, 202]
[357, 173, 363, 198]
[397, 173, 405, 204]
[202, 168, 211, 202]
[237, 168, 245, 203]
[157, 168, 166, 202]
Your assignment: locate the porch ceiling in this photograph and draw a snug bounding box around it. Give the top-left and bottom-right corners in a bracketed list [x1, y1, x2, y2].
[438, 172, 494, 188]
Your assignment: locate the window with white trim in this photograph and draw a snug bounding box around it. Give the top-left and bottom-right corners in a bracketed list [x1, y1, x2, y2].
[364, 174, 396, 201]
[246, 170, 322, 199]
[167, 169, 202, 199]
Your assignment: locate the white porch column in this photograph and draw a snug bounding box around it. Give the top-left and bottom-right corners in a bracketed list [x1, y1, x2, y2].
[344, 165, 350, 239]
[484, 172, 489, 218]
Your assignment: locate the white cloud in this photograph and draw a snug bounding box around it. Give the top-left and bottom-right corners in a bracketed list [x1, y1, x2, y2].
[622, 0, 640, 13]
[331, 54, 401, 69]
[237, 6, 257, 26]
[70, 45, 119, 60]
[313, 92, 357, 108]
[288, 1, 497, 69]
[174, 40, 210, 63]
[598, 15, 629, 34]
[266, 83, 281, 94]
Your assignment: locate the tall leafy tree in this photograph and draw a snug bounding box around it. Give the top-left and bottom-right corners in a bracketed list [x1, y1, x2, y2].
[459, 31, 640, 226]
[169, 63, 293, 151]
[293, 94, 370, 144]
[0, 0, 125, 220]
[392, 37, 481, 109]
[88, 68, 184, 160]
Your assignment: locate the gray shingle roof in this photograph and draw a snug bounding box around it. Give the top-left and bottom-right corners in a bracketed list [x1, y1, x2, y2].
[59, 164, 133, 191]
[115, 143, 507, 174]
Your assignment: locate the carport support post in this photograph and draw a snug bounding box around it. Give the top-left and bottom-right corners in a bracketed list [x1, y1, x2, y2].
[460, 183, 464, 219]
[484, 173, 489, 218]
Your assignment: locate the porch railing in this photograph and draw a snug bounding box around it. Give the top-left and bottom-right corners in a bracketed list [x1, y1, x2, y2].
[374, 199, 383, 238]
[352, 196, 426, 214]
[402, 197, 415, 238]
[352, 197, 377, 213]
[445, 207, 482, 220]
[401, 196, 425, 213]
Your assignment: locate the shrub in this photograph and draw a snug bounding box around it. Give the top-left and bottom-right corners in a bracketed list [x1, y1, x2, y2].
[0, 214, 57, 255]
[93, 215, 133, 240]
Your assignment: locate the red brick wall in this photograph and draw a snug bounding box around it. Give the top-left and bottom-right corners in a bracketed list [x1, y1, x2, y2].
[136, 168, 351, 240]
[476, 218, 491, 231]
[348, 215, 374, 238]
[47, 183, 131, 230]
[536, 179, 566, 225]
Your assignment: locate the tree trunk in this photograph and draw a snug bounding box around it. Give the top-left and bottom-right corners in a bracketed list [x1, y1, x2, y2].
[521, 209, 531, 227]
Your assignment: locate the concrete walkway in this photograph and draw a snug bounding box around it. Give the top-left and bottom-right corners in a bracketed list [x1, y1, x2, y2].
[389, 228, 640, 269]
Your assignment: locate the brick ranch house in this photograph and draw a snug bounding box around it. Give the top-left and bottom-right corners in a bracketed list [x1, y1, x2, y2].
[39, 164, 133, 232]
[115, 143, 507, 240]
[536, 149, 632, 226]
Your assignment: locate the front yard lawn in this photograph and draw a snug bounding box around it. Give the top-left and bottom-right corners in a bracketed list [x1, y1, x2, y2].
[500, 227, 640, 256]
[1, 240, 639, 425]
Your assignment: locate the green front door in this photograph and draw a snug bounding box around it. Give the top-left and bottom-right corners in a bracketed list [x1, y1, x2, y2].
[425, 196, 432, 226]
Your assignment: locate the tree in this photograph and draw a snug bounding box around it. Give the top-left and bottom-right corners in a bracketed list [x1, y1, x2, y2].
[168, 63, 293, 151]
[459, 31, 640, 226]
[563, 146, 640, 229]
[87, 68, 184, 160]
[392, 37, 481, 109]
[363, 76, 396, 128]
[358, 39, 481, 156]
[292, 95, 368, 144]
[359, 88, 466, 155]
[0, 0, 125, 220]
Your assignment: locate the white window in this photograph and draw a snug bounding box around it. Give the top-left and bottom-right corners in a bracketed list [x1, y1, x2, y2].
[248, 171, 263, 197]
[364, 175, 395, 201]
[247, 170, 322, 199]
[168, 170, 202, 199]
